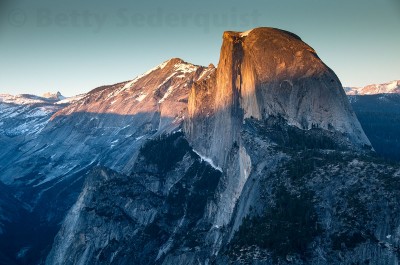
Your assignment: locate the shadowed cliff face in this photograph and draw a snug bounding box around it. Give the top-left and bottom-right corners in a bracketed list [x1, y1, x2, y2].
[186, 27, 370, 170]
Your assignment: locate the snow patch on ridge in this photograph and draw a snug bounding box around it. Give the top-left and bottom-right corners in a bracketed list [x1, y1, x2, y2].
[240, 29, 253, 37]
[197, 67, 215, 81]
[192, 149, 222, 172]
[136, 93, 147, 102]
[174, 62, 198, 74]
[158, 85, 176, 103]
[56, 94, 86, 105]
[0, 94, 48, 105]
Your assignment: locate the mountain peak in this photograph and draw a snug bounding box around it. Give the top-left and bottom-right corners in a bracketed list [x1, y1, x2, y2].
[166, 57, 185, 65]
[42, 91, 65, 101]
[186, 27, 371, 168]
[224, 27, 302, 41]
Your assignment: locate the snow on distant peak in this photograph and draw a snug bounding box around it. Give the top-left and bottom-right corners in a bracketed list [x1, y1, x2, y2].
[109, 59, 200, 103]
[121, 59, 199, 92]
[0, 94, 48, 105]
[0, 92, 69, 106]
[386, 80, 400, 91]
[345, 80, 400, 95]
[55, 94, 86, 105]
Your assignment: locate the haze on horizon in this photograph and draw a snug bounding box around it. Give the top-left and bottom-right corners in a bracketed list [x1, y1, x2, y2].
[0, 0, 399, 97]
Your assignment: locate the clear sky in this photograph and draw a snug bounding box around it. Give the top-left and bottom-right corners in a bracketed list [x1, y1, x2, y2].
[1, 0, 399, 96]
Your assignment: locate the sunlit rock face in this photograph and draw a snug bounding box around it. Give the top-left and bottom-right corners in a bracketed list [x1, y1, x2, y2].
[178, 27, 377, 264]
[186, 27, 370, 169]
[1, 58, 208, 186]
[52, 58, 206, 133]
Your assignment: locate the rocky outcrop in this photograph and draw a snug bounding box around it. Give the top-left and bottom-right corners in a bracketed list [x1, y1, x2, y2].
[45, 28, 391, 265]
[42, 91, 65, 101]
[186, 27, 370, 170]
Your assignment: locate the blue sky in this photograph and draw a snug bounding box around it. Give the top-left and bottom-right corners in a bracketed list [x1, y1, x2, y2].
[1, 0, 399, 96]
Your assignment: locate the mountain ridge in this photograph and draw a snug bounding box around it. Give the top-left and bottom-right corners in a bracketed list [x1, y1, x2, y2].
[345, 80, 400, 95]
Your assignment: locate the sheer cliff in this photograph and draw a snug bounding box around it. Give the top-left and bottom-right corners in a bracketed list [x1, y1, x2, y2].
[186, 27, 370, 170]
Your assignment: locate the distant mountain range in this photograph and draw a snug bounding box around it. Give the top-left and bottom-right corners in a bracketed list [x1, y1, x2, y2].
[345, 80, 400, 95]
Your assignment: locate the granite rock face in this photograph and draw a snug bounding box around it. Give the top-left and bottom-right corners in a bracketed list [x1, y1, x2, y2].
[182, 28, 374, 248]
[186, 27, 370, 170]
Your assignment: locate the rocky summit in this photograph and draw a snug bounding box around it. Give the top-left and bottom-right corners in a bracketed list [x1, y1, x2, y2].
[1, 27, 399, 265]
[186, 28, 370, 170]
